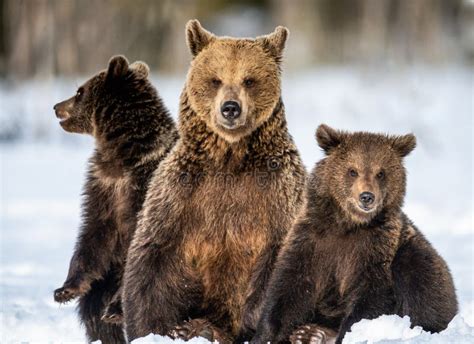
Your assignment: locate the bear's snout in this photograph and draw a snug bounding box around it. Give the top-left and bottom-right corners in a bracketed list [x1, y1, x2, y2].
[54, 103, 70, 120]
[359, 192, 375, 209]
[220, 100, 241, 121]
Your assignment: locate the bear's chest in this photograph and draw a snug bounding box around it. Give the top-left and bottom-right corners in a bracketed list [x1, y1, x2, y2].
[184, 174, 275, 262]
[318, 229, 400, 298]
[180, 173, 280, 303]
[92, 167, 135, 250]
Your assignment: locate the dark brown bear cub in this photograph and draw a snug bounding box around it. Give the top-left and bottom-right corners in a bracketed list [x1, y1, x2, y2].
[122, 20, 306, 342]
[53, 55, 178, 343]
[252, 125, 458, 344]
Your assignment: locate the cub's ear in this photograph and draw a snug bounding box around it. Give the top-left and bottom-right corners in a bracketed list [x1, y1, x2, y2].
[130, 61, 150, 79]
[256, 26, 289, 63]
[186, 19, 215, 58]
[106, 55, 129, 81]
[392, 133, 416, 157]
[316, 124, 344, 154]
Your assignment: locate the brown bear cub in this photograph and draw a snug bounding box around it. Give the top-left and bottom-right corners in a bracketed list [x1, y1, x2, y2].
[252, 125, 458, 344]
[122, 20, 306, 342]
[53, 55, 178, 343]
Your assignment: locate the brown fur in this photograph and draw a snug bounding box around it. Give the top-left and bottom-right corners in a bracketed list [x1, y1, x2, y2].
[122, 20, 306, 342]
[252, 125, 457, 343]
[53, 55, 178, 343]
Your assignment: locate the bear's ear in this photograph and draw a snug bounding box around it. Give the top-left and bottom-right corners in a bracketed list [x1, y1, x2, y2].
[106, 55, 129, 81]
[256, 26, 289, 63]
[316, 124, 344, 154]
[186, 19, 215, 58]
[130, 61, 150, 79]
[391, 133, 416, 157]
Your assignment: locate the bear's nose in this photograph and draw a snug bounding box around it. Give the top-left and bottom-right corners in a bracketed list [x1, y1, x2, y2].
[359, 192, 375, 205]
[53, 104, 58, 110]
[221, 101, 241, 120]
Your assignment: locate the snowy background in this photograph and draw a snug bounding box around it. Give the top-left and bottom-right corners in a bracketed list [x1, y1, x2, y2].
[1, 66, 473, 343]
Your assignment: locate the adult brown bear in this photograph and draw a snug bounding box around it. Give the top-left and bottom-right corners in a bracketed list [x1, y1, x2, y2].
[122, 20, 306, 342]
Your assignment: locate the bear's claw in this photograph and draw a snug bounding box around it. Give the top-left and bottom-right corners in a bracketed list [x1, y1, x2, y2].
[169, 318, 232, 343]
[101, 312, 123, 324]
[54, 286, 78, 303]
[289, 324, 337, 344]
[101, 300, 123, 324]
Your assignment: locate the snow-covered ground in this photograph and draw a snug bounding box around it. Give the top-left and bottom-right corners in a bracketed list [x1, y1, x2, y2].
[1, 66, 472, 343]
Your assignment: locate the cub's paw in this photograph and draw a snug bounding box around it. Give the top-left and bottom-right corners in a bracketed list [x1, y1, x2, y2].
[54, 286, 79, 303]
[101, 312, 123, 324]
[169, 318, 232, 343]
[54, 280, 90, 304]
[101, 300, 123, 324]
[290, 324, 337, 344]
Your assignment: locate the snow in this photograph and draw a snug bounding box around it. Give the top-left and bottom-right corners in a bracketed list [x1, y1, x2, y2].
[343, 314, 474, 343]
[0, 66, 472, 343]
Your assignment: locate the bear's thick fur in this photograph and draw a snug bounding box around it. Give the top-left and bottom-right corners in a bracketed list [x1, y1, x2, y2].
[252, 125, 458, 344]
[53, 55, 178, 343]
[122, 20, 306, 342]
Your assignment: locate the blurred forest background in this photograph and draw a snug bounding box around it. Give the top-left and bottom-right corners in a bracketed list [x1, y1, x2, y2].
[0, 0, 473, 79]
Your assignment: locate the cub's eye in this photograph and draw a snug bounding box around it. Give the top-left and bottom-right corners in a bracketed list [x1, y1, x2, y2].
[211, 78, 221, 87]
[349, 169, 358, 177]
[75, 88, 84, 99]
[244, 78, 255, 87]
[376, 171, 385, 179]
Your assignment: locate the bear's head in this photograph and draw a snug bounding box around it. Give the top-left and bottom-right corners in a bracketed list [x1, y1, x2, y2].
[53, 55, 151, 135]
[185, 19, 288, 143]
[316, 124, 416, 224]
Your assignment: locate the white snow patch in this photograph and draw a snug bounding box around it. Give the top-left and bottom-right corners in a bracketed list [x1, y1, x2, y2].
[461, 300, 474, 327]
[343, 314, 474, 343]
[344, 315, 424, 342]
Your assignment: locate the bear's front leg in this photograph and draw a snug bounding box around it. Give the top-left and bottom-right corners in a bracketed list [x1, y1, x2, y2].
[240, 243, 281, 339]
[54, 251, 95, 303]
[123, 238, 202, 340]
[54, 179, 119, 304]
[54, 231, 117, 304]
[392, 230, 458, 332]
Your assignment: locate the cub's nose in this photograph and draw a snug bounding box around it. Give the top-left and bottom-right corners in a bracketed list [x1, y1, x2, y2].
[221, 101, 241, 120]
[359, 192, 375, 205]
[53, 104, 58, 110]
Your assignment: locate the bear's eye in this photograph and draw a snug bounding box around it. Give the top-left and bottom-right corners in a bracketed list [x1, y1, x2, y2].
[211, 78, 222, 87]
[75, 88, 84, 100]
[244, 78, 255, 88]
[349, 169, 358, 177]
[376, 171, 385, 179]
